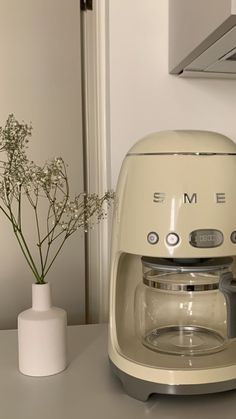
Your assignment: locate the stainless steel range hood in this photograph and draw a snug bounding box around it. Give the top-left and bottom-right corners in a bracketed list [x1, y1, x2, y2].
[169, 0, 236, 78]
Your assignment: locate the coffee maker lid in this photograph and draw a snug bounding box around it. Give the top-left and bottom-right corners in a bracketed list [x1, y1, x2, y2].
[128, 131, 236, 155]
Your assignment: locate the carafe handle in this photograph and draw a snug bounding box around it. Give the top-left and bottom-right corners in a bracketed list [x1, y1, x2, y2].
[219, 271, 236, 339]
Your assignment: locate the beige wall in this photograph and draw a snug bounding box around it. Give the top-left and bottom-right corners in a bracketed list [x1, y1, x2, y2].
[0, 0, 85, 328]
[109, 0, 236, 186]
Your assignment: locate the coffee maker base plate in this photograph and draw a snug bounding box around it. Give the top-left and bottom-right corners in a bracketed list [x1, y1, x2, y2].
[109, 359, 236, 401]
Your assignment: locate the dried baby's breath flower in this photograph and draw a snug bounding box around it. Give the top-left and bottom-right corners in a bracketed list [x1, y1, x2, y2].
[0, 115, 114, 284]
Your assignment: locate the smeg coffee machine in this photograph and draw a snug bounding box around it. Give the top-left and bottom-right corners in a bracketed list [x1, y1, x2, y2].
[108, 130, 236, 400]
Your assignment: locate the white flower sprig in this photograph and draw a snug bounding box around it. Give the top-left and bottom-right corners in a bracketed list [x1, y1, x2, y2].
[0, 115, 114, 284]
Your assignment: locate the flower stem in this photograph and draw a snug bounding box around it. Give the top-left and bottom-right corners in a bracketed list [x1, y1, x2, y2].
[44, 235, 68, 277]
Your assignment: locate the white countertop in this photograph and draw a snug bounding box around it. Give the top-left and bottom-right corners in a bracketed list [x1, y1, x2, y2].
[1, 324, 236, 419]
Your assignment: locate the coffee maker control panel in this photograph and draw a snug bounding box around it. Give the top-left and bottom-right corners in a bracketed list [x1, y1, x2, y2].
[147, 229, 236, 250]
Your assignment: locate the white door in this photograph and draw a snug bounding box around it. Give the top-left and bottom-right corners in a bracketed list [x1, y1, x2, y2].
[0, 0, 85, 328]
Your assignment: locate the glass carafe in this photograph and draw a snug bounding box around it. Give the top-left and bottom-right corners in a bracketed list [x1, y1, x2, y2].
[134, 257, 234, 356]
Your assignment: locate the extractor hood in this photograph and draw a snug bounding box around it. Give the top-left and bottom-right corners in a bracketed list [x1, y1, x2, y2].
[169, 0, 236, 78]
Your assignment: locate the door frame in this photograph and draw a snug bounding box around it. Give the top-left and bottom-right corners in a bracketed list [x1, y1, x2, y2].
[81, 0, 111, 323]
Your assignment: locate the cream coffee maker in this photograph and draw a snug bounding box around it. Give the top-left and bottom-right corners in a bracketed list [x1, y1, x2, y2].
[108, 130, 236, 400]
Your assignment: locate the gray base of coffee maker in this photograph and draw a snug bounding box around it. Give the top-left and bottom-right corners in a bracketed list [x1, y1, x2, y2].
[109, 359, 236, 401]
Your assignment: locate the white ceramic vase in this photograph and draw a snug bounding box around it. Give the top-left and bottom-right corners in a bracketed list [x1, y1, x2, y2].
[18, 282, 67, 376]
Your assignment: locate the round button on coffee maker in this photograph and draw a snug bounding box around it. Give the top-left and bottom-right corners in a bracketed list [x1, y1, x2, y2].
[147, 232, 159, 245]
[166, 232, 180, 246]
[231, 231, 236, 244]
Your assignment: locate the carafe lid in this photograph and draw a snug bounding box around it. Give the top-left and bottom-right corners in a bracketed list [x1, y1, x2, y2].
[141, 257, 233, 273]
[142, 257, 233, 292]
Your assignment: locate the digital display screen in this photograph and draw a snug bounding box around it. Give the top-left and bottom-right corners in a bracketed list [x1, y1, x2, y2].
[189, 229, 223, 248]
